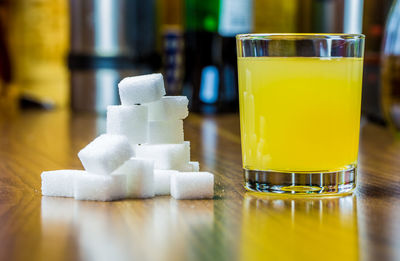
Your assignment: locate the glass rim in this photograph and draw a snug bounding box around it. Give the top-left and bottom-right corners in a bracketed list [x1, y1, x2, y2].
[236, 33, 365, 40]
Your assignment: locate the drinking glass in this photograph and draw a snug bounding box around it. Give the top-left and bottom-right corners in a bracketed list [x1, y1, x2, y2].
[236, 33, 365, 195]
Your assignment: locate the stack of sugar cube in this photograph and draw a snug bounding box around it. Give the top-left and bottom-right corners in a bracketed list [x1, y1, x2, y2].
[41, 73, 214, 201]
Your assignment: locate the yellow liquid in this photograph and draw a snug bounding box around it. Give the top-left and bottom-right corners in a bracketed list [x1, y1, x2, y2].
[238, 57, 363, 172]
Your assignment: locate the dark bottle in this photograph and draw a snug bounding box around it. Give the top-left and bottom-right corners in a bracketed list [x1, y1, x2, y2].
[217, 0, 252, 113]
[381, 0, 400, 136]
[157, 0, 185, 95]
[183, 0, 220, 113]
[362, 0, 393, 124]
[183, 0, 252, 114]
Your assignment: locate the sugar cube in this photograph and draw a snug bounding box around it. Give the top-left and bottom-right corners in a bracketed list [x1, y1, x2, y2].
[154, 170, 178, 195]
[112, 158, 155, 198]
[184, 141, 190, 160]
[147, 120, 184, 144]
[189, 161, 200, 172]
[78, 134, 134, 175]
[171, 172, 214, 199]
[41, 170, 86, 197]
[177, 164, 191, 172]
[135, 143, 190, 170]
[146, 96, 189, 121]
[107, 105, 148, 146]
[178, 161, 200, 172]
[118, 73, 166, 105]
[74, 173, 127, 201]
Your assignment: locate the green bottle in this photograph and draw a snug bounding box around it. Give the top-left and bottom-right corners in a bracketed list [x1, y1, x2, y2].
[184, 0, 252, 113]
[185, 0, 220, 32]
[183, 0, 221, 113]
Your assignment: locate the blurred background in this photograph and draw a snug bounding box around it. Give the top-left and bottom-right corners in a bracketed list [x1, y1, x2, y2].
[0, 0, 398, 131]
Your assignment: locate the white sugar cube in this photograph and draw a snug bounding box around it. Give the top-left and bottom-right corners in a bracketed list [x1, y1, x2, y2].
[146, 96, 189, 121]
[178, 161, 200, 172]
[154, 170, 178, 195]
[177, 164, 191, 172]
[171, 172, 214, 199]
[78, 134, 134, 175]
[74, 173, 126, 201]
[147, 120, 184, 144]
[189, 161, 200, 172]
[112, 158, 155, 198]
[135, 143, 190, 170]
[41, 170, 86, 197]
[118, 73, 166, 105]
[184, 141, 191, 160]
[107, 105, 148, 145]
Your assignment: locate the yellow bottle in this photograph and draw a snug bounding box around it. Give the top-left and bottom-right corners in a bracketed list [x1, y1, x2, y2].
[7, 0, 69, 108]
[253, 0, 298, 33]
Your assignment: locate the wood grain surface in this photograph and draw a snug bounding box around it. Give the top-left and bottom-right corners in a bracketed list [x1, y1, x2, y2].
[0, 109, 399, 261]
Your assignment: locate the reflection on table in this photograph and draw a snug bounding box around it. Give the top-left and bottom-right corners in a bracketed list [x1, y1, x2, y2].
[241, 194, 358, 261]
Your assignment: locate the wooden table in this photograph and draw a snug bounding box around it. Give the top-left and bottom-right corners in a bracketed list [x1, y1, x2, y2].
[0, 109, 399, 261]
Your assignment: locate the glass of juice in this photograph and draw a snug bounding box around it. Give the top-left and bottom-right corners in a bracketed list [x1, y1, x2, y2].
[236, 34, 365, 195]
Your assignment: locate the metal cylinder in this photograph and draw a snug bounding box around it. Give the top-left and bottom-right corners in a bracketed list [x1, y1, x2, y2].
[68, 0, 158, 114]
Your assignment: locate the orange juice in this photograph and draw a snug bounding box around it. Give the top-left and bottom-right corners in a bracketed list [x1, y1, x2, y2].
[238, 57, 363, 172]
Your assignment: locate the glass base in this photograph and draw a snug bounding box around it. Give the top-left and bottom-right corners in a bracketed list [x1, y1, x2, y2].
[244, 165, 356, 195]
